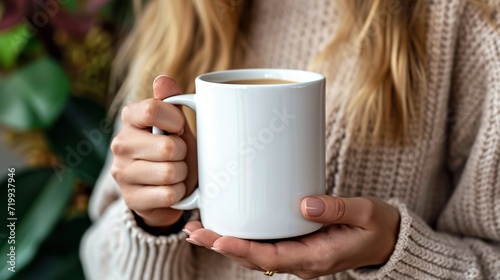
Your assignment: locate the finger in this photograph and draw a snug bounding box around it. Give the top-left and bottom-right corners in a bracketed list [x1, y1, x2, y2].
[119, 160, 188, 185]
[112, 129, 187, 162]
[123, 182, 186, 211]
[134, 207, 184, 228]
[153, 75, 182, 100]
[187, 228, 221, 250]
[212, 237, 309, 272]
[152, 76, 186, 135]
[289, 270, 315, 280]
[185, 229, 261, 271]
[184, 221, 203, 234]
[121, 98, 185, 134]
[301, 195, 375, 227]
[111, 129, 187, 162]
[212, 250, 262, 272]
[180, 125, 198, 192]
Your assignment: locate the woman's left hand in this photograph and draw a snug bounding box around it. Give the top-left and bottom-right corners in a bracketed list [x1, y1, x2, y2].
[184, 196, 400, 279]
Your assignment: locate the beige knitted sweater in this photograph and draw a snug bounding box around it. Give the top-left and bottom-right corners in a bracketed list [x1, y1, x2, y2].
[81, 0, 500, 279]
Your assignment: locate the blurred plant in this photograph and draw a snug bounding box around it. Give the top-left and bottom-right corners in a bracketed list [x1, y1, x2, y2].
[0, 0, 132, 279]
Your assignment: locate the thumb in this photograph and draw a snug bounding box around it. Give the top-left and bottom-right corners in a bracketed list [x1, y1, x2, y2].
[152, 75, 182, 100]
[301, 195, 373, 226]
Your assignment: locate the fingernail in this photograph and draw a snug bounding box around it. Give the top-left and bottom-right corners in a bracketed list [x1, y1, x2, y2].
[211, 247, 227, 255]
[153, 74, 171, 85]
[186, 238, 202, 246]
[305, 197, 325, 217]
[182, 229, 191, 235]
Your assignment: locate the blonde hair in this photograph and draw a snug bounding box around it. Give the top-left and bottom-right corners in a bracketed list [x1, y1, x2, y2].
[110, 0, 246, 114]
[113, 0, 496, 142]
[314, 0, 427, 142]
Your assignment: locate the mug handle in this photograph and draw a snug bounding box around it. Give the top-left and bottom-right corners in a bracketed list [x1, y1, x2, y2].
[152, 94, 200, 210]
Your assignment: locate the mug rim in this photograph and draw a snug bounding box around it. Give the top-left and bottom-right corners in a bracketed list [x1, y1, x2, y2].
[195, 68, 325, 88]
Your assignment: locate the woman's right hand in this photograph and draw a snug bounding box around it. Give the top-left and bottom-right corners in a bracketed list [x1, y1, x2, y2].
[111, 76, 198, 230]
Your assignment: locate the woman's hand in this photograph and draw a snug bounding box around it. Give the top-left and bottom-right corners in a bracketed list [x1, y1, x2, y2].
[111, 76, 198, 231]
[184, 196, 400, 279]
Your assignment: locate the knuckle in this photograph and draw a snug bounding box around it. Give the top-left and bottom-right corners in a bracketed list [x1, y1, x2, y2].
[110, 136, 124, 155]
[120, 105, 131, 123]
[160, 188, 177, 206]
[159, 163, 176, 183]
[143, 99, 158, 126]
[331, 198, 346, 222]
[160, 137, 176, 159]
[174, 113, 186, 132]
[359, 198, 377, 224]
[258, 255, 281, 271]
[110, 164, 121, 182]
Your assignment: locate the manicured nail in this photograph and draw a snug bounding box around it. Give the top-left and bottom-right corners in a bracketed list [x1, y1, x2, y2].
[182, 229, 191, 235]
[305, 197, 325, 217]
[186, 238, 202, 246]
[211, 247, 227, 255]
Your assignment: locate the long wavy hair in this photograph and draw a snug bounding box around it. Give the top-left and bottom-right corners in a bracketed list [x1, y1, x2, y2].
[109, 0, 492, 142]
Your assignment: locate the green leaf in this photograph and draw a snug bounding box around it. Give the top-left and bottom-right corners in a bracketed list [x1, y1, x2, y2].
[60, 0, 78, 13]
[0, 24, 30, 69]
[0, 171, 91, 279]
[21, 37, 43, 55]
[0, 168, 53, 221]
[7, 216, 91, 280]
[47, 96, 113, 183]
[44, 250, 86, 280]
[0, 169, 77, 280]
[9, 250, 86, 280]
[0, 58, 70, 130]
[44, 215, 91, 251]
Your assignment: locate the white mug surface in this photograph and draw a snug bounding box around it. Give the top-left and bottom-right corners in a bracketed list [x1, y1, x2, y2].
[153, 69, 326, 239]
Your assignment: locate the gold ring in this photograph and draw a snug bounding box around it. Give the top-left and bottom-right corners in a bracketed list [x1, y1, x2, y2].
[264, 271, 277, 276]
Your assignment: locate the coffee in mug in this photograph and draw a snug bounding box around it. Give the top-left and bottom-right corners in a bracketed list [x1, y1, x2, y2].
[222, 78, 296, 85]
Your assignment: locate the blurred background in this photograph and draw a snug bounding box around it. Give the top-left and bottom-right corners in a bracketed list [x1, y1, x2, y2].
[0, 1, 132, 279]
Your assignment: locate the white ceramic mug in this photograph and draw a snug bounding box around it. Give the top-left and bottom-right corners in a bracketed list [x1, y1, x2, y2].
[153, 69, 325, 239]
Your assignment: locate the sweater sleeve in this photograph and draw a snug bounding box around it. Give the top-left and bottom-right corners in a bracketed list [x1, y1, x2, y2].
[349, 2, 500, 279]
[81, 199, 199, 280]
[80, 120, 199, 280]
[348, 200, 500, 280]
